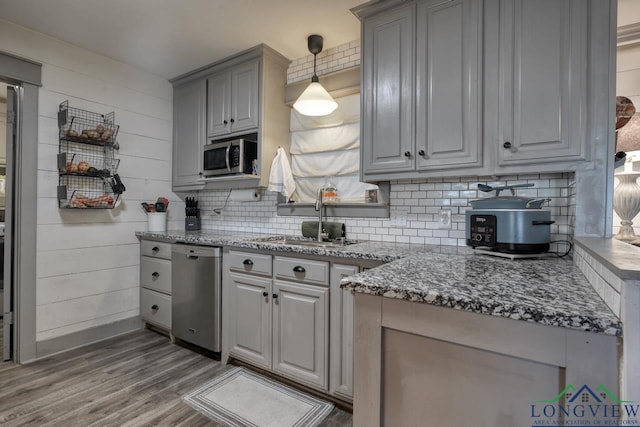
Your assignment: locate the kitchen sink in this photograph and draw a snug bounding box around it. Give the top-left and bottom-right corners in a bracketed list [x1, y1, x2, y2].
[250, 236, 360, 248]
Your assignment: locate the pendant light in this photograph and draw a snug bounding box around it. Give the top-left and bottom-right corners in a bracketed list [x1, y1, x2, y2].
[293, 35, 338, 117]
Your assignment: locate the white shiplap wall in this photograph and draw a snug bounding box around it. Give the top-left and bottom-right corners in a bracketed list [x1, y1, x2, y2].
[0, 18, 182, 341]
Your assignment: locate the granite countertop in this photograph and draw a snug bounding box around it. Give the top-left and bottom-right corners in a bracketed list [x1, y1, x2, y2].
[341, 252, 622, 336]
[136, 230, 469, 263]
[137, 230, 622, 336]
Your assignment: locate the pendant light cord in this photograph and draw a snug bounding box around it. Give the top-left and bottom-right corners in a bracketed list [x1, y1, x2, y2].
[312, 53, 319, 82]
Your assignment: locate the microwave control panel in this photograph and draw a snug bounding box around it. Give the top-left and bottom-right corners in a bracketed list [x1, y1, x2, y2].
[229, 145, 241, 168]
[469, 214, 496, 246]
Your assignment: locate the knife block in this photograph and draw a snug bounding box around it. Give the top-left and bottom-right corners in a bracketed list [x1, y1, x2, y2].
[185, 216, 201, 231]
[185, 208, 201, 231]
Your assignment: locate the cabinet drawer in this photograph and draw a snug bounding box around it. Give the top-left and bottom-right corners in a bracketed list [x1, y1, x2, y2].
[228, 250, 272, 276]
[140, 240, 172, 260]
[141, 288, 171, 329]
[140, 257, 172, 294]
[274, 256, 329, 286]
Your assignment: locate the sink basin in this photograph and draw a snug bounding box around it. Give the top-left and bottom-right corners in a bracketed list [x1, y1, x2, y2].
[251, 236, 359, 248]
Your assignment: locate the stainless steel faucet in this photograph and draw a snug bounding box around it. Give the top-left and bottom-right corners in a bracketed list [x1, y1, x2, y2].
[315, 187, 329, 242]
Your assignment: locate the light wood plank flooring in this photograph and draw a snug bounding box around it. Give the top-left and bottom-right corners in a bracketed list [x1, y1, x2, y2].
[0, 329, 352, 426]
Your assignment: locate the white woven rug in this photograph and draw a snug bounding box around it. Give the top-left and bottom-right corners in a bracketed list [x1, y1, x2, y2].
[183, 366, 334, 427]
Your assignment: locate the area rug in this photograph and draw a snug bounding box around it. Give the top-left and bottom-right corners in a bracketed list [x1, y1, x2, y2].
[182, 366, 334, 427]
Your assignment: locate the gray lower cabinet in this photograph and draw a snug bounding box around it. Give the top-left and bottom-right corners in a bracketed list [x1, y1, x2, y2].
[224, 249, 330, 390]
[329, 264, 358, 399]
[140, 240, 172, 330]
[272, 280, 328, 389]
[227, 272, 272, 369]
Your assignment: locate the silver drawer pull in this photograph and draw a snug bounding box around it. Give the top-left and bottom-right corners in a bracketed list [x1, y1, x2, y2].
[243, 259, 254, 266]
[293, 266, 306, 273]
[151, 304, 159, 311]
[152, 272, 160, 278]
[152, 246, 159, 252]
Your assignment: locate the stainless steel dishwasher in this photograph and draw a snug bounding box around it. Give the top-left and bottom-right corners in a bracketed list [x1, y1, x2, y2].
[171, 244, 221, 352]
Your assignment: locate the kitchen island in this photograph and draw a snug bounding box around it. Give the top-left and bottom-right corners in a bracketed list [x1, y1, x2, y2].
[341, 252, 621, 427]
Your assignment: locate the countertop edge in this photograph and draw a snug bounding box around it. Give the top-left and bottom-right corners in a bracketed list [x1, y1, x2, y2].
[574, 237, 640, 281]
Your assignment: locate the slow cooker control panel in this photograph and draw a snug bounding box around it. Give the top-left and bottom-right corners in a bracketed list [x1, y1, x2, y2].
[469, 215, 496, 246]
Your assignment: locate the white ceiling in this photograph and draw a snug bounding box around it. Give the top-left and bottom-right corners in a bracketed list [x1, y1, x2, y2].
[0, 0, 363, 79]
[1, 1, 637, 82]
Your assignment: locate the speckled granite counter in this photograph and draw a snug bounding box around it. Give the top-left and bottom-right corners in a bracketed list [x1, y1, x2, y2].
[136, 230, 468, 263]
[341, 252, 622, 336]
[136, 230, 622, 336]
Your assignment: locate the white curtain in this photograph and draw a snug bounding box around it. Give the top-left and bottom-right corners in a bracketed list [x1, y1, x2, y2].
[289, 93, 377, 203]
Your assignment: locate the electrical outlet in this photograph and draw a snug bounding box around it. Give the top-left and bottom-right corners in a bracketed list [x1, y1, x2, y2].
[390, 207, 409, 227]
[438, 209, 452, 229]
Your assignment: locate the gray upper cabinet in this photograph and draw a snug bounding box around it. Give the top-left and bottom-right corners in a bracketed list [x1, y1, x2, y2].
[206, 71, 231, 137]
[355, 0, 601, 181]
[496, 0, 587, 166]
[172, 79, 206, 189]
[207, 59, 260, 138]
[361, 4, 415, 174]
[415, 0, 482, 170]
[170, 45, 290, 191]
[358, 0, 482, 180]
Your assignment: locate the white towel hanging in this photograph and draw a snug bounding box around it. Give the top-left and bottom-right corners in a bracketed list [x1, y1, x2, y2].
[266, 147, 296, 199]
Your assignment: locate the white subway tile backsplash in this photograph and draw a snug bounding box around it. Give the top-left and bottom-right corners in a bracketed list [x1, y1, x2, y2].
[287, 39, 362, 84]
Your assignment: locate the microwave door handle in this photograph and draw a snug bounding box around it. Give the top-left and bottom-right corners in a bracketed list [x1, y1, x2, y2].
[225, 143, 232, 172]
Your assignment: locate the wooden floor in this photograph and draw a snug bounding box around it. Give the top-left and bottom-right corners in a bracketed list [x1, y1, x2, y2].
[0, 329, 352, 426]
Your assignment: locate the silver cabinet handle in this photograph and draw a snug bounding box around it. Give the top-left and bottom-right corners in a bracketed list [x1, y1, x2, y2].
[152, 272, 159, 278]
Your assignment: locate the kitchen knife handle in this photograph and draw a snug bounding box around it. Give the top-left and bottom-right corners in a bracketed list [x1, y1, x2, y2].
[532, 220, 555, 225]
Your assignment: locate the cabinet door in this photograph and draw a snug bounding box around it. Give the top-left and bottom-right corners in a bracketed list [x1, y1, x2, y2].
[330, 264, 358, 399]
[416, 0, 482, 170]
[173, 79, 206, 188]
[497, 0, 587, 165]
[272, 280, 329, 389]
[227, 273, 272, 369]
[361, 4, 415, 174]
[207, 71, 231, 137]
[231, 60, 260, 133]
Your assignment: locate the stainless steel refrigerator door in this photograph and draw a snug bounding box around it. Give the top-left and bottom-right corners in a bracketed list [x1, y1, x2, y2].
[171, 244, 222, 352]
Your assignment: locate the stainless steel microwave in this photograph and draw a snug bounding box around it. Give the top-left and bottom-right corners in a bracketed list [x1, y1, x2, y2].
[202, 138, 257, 177]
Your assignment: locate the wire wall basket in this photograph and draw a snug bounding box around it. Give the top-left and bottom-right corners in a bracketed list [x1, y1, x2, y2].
[58, 100, 119, 146]
[57, 101, 123, 209]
